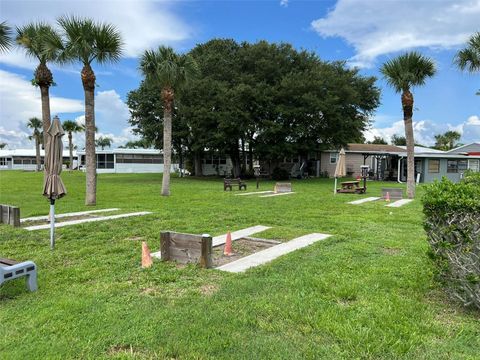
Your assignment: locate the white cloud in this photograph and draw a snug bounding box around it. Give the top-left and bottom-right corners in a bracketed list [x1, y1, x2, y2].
[365, 114, 480, 145]
[0, 70, 135, 149]
[0, 0, 191, 69]
[462, 115, 480, 143]
[95, 90, 131, 132]
[0, 70, 83, 140]
[280, 0, 289, 7]
[312, 0, 480, 67]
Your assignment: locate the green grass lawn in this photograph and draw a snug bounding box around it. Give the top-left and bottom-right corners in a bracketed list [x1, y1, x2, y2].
[0, 171, 478, 359]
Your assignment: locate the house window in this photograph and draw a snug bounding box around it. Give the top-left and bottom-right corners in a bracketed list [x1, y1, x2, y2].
[330, 153, 338, 164]
[447, 160, 458, 173]
[96, 154, 115, 169]
[0, 158, 7, 166]
[468, 159, 479, 172]
[116, 154, 163, 164]
[428, 159, 440, 173]
[458, 160, 468, 172]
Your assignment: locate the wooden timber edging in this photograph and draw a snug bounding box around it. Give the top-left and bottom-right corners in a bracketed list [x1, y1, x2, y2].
[0, 204, 20, 227]
[160, 231, 212, 268]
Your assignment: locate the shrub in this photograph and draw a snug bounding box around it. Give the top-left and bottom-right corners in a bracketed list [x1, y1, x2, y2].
[271, 167, 290, 181]
[463, 170, 480, 186]
[422, 177, 480, 310]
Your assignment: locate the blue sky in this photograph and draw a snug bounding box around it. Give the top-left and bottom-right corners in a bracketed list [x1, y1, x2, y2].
[0, 0, 479, 149]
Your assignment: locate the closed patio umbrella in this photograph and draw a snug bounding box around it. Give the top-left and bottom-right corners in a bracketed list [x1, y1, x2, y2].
[43, 116, 67, 249]
[334, 148, 346, 195]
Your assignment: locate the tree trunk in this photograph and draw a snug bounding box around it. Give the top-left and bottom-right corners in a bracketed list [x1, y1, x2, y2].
[162, 106, 172, 196]
[36, 62, 53, 146]
[161, 87, 174, 195]
[248, 137, 254, 172]
[402, 90, 415, 199]
[241, 137, 247, 175]
[178, 146, 183, 178]
[194, 152, 203, 176]
[40, 86, 51, 145]
[68, 132, 73, 171]
[35, 136, 41, 172]
[82, 64, 97, 206]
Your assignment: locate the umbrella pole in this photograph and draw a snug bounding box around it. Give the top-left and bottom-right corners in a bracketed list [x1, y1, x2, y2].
[50, 198, 55, 250]
[334, 177, 337, 195]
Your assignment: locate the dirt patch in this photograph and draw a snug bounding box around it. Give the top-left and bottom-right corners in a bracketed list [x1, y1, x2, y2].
[200, 283, 219, 296]
[126, 236, 144, 241]
[212, 238, 277, 267]
[381, 247, 402, 255]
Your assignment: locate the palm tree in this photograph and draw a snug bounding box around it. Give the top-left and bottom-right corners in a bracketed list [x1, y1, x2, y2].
[455, 32, 480, 95]
[95, 136, 112, 150]
[63, 120, 84, 170]
[455, 32, 480, 72]
[27, 117, 43, 171]
[380, 52, 436, 199]
[57, 16, 123, 205]
[16, 23, 62, 143]
[140, 46, 198, 196]
[0, 21, 13, 52]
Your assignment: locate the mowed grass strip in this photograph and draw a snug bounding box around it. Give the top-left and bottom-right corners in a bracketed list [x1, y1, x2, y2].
[0, 171, 479, 359]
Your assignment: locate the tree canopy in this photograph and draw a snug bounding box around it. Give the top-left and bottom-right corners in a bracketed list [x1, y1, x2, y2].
[128, 39, 380, 176]
[434, 130, 461, 151]
[391, 134, 407, 146]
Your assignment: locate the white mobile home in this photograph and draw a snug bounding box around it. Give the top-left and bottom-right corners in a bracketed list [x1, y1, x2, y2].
[76, 148, 179, 174]
[0, 149, 77, 171]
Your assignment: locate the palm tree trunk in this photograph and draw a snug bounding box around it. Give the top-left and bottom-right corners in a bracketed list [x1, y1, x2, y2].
[35, 62, 53, 146]
[40, 85, 51, 146]
[35, 136, 41, 172]
[402, 90, 415, 199]
[68, 132, 73, 171]
[162, 106, 172, 196]
[82, 64, 97, 205]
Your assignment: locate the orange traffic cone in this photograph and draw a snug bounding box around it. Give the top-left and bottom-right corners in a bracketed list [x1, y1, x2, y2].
[224, 231, 233, 256]
[385, 192, 391, 202]
[142, 241, 153, 268]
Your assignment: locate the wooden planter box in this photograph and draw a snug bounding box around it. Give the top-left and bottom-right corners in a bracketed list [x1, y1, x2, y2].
[0, 204, 20, 227]
[160, 231, 212, 268]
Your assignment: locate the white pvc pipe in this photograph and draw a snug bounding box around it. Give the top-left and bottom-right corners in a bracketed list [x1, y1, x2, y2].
[50, 203, 55, 250]
[397, 157, 404, 184]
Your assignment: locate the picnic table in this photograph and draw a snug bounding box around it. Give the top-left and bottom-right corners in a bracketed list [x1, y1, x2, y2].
[337, 180, 366, 194]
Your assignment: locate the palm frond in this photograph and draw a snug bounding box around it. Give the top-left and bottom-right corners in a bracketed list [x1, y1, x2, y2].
[140, 46, 199, 91]
[16, 22, 62, 63]
[62, 120, 83, 133]
[58, 15, 123, 65]
[380, 51, 436, 93]
[455, 32, 480, 72]
[0, 21, 13, 52]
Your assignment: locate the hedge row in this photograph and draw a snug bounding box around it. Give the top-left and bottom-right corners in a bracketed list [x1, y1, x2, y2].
[422, 172, 480, 310]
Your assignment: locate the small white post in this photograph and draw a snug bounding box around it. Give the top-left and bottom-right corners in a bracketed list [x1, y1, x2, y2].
[50, 200, 55, 250]
[334, 177, 337, 195]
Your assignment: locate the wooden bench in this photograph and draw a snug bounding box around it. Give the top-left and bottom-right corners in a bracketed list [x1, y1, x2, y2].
[0, 204, 20, 227]
[0, 257, 37, 291]
[274, 182, 292, 193]
[382, 188, 403, 200]
[224, 178, 247, 191]
[160, 232, 212, 268]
